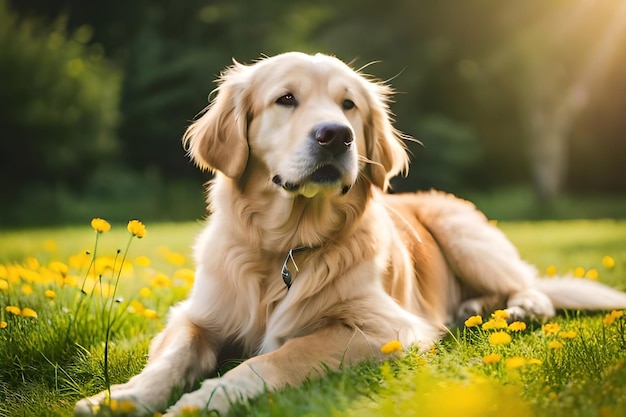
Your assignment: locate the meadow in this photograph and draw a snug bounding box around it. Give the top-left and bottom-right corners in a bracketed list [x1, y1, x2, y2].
[1, 219, 625, 417]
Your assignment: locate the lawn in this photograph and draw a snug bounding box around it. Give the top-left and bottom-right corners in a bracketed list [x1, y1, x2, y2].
[0, 219, 625, 417]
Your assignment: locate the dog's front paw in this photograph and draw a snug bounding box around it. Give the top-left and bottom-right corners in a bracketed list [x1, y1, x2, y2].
[75, 390, 158, 417]
[166, 380, 233, 417]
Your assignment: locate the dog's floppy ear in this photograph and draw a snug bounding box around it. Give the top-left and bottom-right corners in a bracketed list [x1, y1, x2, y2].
[183, 61, 251, 178]
[364, 82, 410, 191]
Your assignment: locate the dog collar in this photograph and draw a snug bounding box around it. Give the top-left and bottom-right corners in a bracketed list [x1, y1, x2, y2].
[281, 246, 316, 290]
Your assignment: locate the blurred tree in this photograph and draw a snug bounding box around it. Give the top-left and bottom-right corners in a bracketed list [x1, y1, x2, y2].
[0, 1, 120, 199]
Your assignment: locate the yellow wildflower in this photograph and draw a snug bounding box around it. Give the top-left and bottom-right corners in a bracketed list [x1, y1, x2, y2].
[109, 399, 136, 413]
[602, 256, 615, 269]
[143, 309, 158, 319]
[585, 269, 599, 280]
[151, 274, 172, 288]
[542, 323, 560, 335]
[603, 310, 624, 326]
[129, 300, 145, 314]
[48, 261, 68, 276]
[492, 309, 509, 320]
[21, 308, 38, 318]
[0, 279, 8, 291]
[464, 315, 482, 327]
[180, 406, 200, 417]
[25, 257, 39, 270]
[488, 331, 512, 345]
[91, 218, 111, 233]
[165, 252, 186, 266]
[380, 340, 403, 354]
[546, 265, 558, 277]
[528, 358, 543, 365]
[127, 220, 147, 238]
[482, 318, 508, 330]
[174, 268, 195, 284]
[558, 330, 578, 339]
[505, 356, 527, 369]
[573, 267, 585, 278]
[482, 353, 501, 364]
[508, 321, 527, 332]
[6, 306, 21, 315]
[135, 256, 152, 267]
[0, 321, 7, 329]
[44, 289, 57, 300]
[21, 284, 33, 295]
[548, 340, 564, 349]
[139, 287, 152, 298]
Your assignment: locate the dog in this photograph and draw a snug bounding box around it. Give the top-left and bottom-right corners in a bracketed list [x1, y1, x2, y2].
[75, 52, 626, 416]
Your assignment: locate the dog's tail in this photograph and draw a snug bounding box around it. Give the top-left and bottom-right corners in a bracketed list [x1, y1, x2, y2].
[535, 277, 626, 310]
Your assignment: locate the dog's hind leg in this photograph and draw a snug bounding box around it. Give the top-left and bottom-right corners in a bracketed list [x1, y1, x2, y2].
[411, 191, 555, 321]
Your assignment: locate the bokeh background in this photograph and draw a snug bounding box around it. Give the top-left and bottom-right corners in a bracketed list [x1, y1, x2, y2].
[2, 0, 626, 227]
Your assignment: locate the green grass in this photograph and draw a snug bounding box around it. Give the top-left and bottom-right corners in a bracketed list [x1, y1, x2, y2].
[1, 220, 625, 417]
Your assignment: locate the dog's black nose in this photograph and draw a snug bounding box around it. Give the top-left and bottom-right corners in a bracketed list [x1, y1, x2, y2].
[313, 123, 353, 154]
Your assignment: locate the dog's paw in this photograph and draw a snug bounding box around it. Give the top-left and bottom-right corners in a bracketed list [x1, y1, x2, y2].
[166, 380, 232, 416]
[507, 289, 555, 321]
[74, 391, 157, 417]
[457, 299, 484, 320]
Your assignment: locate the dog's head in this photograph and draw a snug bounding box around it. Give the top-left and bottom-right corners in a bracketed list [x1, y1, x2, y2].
[183, 52, 409, 196]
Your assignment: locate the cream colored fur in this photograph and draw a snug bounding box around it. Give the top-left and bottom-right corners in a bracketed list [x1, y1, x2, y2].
[75, 52, 626, 417]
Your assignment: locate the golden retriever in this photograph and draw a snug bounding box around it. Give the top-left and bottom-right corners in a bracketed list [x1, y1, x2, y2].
[75, 52, 626, 416]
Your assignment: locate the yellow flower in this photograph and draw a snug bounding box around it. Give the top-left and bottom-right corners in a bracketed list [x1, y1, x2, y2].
[139, 287, 152, 298]
[127, 220, 147, 238]
[482, 353, 501, 364]
[21, 284, 33, 295]
[129, 300, 145, 314]
[0, 279, 8, 291]
[528, 358, 543, 365]
[508, 321, 527, 332]
[150, 274, 172, 288]
[573, 267, 585, 278]
[6, 306, 21, 315]
[165, 252, 186, 266]
[180, 406, 200, 417]
[602, 256, 615, 269]
[48, 261, 69, 276]
[542, 323, 560, 335]
[21, 308, 38, 318]
[109, 399, 136, 413]
[380, 340, 403, 354]
[44, 289, 57, 299]
[548, 340, 564, 349]
[135, 256, 152, 267]
[546, 265, 558, 277]
[505, 356, 527, 369]
[492, 309, 509, 320]
[482, 318, 508, 330]
[558, 330, 577, 339]
[603, 310, 624, 326]
[143, 309, 158, 319]
[585, 269, 599, 280]
[91, 218, 111, 233]
[464, 315, 483, 327]
[0, 321, 7, 329]
[488, 331, 512, 345]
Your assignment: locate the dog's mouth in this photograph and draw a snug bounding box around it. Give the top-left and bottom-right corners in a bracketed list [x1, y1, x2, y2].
[272, 165, 351, 198]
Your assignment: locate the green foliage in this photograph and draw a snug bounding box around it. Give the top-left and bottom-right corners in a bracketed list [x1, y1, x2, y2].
[0, 1, 120, 191]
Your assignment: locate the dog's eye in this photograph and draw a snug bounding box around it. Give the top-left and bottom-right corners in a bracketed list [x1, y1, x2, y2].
[342, 99, 356, 110]
[276, 93, 298, 107]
